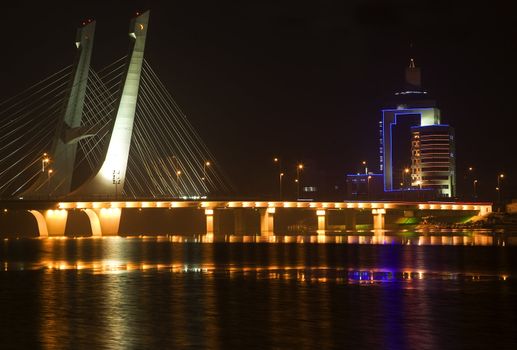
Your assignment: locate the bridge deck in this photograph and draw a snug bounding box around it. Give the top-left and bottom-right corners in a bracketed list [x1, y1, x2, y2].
[54, 200, 492, 212]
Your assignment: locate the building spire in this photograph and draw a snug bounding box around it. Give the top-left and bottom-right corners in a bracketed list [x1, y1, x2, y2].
[405, 57, 421, 88]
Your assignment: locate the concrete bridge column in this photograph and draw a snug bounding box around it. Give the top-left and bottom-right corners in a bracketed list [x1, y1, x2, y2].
[259, 208, 275, 236]
[234, 208, 246, 234]
[205, 209, 214, 234]
[28, 209, 68, 237]
[345, 209, 357, 231]
[82, 208, 121, 236]
[316, 209, 327, 233]
[372, 209, 386, 230]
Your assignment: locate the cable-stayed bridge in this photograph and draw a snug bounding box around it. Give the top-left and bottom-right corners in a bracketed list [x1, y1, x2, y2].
[0, 11, 232, 201]
[0, 11, 492, 237]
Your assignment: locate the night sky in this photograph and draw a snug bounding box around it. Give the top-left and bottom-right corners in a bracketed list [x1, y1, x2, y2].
[1, 0, 516, 199]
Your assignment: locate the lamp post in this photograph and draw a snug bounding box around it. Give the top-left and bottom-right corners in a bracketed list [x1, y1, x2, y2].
[473, 179, 478, 199]
[273, 157, 283, 198]
[467, 166, 474, 200]
[202, 161, 211, 195]
[416, 180, 422, 201]
[47, 169, 53, 193]
[403, 167, 410, 189]
[296, 163, 303, 199]
[175, 170, 183, 197]
[112, 170, 121, 199]
[367, 175, 372, 200]
[42, 153, 50, 172]
[497, 174, 504, 208]
[203, 161, 211, 180]
[362, 160, 368, 175]
[279, 172, 284, 199]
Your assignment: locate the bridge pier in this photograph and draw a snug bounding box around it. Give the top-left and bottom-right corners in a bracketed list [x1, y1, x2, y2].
[259, 208, 275, 236]
[28, 210, 68, 237]
[345, 209, 357, 230]
[234, 208, 246, 234]
[81, 208, 121, 236]
[316, 209, 327, 233]
[372, 209, 386, 230]
[205, 209, 214, 234]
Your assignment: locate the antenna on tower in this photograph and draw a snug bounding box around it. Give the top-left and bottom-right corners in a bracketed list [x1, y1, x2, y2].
[405, 40, 421, 88]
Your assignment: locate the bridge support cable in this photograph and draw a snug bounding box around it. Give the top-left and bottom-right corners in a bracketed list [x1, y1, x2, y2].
[66, 59, 127, 194]
[78, 70, 119, 167]
[119, 60, 233, 198]
[20, 21, 98, 198]
[1, 18, 234, 199]
[142, 60, 233, 193]
[0, 67, 73, 197]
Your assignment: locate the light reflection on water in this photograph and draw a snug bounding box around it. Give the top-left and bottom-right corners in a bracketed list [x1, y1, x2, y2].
[1, 229, 511, 246]
[1, 232, 517, 349]
[6, 229, 506, 245]
[8, 262, 508, 283]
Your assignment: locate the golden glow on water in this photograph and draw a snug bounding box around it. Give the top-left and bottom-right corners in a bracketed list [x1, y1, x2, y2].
[0, 229, 505, 246]
[1, 232, 513, 283]
[4, 258, 508, 284]
[0, 230, 511, 349]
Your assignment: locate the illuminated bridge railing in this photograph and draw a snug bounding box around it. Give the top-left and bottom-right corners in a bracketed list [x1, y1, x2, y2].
[56, 200, 492, 213]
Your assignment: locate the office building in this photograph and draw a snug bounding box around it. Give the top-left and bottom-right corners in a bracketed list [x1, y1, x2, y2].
[379, 59, 455, 198]
[411, 125, 455, 197]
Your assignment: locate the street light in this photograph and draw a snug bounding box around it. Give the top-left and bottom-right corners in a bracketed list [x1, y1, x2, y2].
[47, 169, 53, 193]
[367, 175, 372, 199]
[176, 170, 182, 196]
[403, 167, 410, 189]
[416, 180, 422, 201]
[274, 157, 283, 198]
[466, 166, 475, 200]
[497, 174, 504, 207]
[296, 163, 303, 199]
[42, 153, 50, 172]
[279, 172, 284, 199]
[362, 160, 368, 174]
[203, 161, 211, 181]
[473, 179, 478, 199]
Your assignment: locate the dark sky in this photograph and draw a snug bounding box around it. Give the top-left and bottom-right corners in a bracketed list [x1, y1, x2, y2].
[1, 0, 516, 199]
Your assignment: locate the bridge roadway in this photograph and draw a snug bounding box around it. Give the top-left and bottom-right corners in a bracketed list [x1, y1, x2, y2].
[0, 199, 492, 237]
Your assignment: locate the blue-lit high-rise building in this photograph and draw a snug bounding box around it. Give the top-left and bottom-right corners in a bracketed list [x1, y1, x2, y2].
[379, 59, 456, 197]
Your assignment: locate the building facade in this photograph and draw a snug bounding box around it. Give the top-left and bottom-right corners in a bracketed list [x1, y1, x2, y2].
[411, 125, 455, 197]
[378, 59, 456, 198]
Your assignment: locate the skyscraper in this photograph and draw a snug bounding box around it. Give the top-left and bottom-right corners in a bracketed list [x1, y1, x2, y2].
[379, 59, 455, 197]
[411, 125, 455, 197]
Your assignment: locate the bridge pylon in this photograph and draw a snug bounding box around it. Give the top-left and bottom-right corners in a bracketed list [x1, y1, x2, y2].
[72, 11, 150, 198]
[22, 20, 96, 198]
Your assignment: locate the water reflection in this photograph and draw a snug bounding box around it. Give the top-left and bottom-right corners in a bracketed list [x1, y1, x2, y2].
[164, 230, 503, 246]
[1, 259, 512, 285]
[1, 233, 515, 280]
[1, 229, 512, 246]
[1, 235, 517, 349]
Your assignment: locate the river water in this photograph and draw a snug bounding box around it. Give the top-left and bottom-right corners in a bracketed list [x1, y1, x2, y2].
[1, 231, 516, 349]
